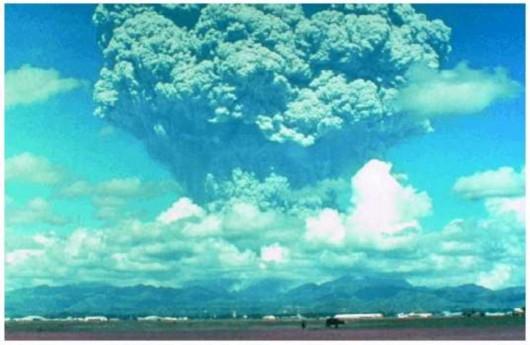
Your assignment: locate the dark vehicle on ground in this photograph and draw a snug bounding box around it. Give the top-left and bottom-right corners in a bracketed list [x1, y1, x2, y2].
[325, 317, 345, 328]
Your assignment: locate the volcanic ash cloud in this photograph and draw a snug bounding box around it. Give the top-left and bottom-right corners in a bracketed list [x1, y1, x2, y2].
[92, 4, 451, 200]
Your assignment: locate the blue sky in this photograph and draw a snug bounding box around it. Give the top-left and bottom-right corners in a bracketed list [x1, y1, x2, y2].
[389, 4, 525, 229]
[4, 4, 525, 290]
[6, 5, 177, 232]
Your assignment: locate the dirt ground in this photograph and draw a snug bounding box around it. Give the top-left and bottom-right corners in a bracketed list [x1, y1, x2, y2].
[5, 325, 524, 340]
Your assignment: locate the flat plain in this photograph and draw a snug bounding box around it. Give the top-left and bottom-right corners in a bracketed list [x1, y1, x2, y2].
[5, 316, 525, 340]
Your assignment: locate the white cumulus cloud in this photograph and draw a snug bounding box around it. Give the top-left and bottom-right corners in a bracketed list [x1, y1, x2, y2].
[5, 65, 83, 108]
[453, 166, 525, 199]
[477, 263, 513, 289]
[65, 228, 105, 258]
[6, 197, 67, 226]
[6, 152, 63, 185]
[157, 197, 205, 225]
[305, 208, 346, 246]
[260, 243, 288, 263]
[222, 201, 275, 233]
[182, 215, 222, 237]
[59, 180, 92, 198]
[346, 159, 432, 249]
[59, 177, 180, 221]
[304, 159, 432, 250]
[396, 62, 520, 117]
[32, 234, 57, 247]
[6, 249, 44, 266]
[484, 196, 525, 226]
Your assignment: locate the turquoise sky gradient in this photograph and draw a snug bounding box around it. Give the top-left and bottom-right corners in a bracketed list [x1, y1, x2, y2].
[4, 4, 525, 291]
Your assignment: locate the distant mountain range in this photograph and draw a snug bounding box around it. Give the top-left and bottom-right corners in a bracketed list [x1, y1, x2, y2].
[5, 276, 525, 318]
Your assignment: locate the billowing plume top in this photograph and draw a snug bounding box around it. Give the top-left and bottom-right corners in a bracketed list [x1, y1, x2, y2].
[93, 4, 450, 200]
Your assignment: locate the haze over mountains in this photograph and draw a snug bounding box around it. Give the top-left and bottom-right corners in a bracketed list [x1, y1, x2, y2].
[6, 276, 524, 318]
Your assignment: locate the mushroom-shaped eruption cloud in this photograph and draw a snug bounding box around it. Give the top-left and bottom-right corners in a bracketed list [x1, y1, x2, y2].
[93, 4, 451, 200]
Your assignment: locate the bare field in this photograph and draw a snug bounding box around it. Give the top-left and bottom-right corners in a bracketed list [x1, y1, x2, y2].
[5, 316, 525, 340]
